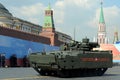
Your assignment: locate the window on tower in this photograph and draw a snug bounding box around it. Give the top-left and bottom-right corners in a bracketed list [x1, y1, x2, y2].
[47, 11, 50, 15]
[45, 12, 47, 15]
[45, 23, 47, 26]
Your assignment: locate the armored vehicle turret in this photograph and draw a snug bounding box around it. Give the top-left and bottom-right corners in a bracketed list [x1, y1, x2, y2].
[28, 37, 113, 77]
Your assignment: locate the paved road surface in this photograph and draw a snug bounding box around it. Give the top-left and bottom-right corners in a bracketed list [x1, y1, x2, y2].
[0, 66, 120, 80]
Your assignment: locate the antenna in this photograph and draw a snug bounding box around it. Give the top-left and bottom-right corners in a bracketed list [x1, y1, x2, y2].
[74, 26, 76, 41]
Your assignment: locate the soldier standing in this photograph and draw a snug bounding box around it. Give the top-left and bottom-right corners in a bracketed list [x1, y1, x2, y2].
[1, 54, 5, 67]
[0, 54, 1, 67]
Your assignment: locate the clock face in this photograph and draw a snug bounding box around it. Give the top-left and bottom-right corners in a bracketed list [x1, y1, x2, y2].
[45, 23, 50, 27]
[48, 23, 50, 26]
[45, 23, 47, 26]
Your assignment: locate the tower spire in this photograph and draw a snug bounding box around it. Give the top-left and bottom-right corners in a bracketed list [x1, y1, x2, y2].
[97, 1, 108, 44]
[47, 2, 51, 10]
[99, 0, 105, 23]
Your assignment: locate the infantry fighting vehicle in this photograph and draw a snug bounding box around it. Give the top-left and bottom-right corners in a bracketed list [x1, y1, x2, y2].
[28, 38, 113, 77]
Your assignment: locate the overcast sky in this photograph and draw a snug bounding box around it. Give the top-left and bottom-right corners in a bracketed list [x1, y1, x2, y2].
[1, 0, 120, 43]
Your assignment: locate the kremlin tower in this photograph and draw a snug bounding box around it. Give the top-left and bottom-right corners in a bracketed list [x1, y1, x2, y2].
[97, 1, 108, 44]
[39, 4, 70, 46]
[40, 4, 56, 46]
[113, 30, 119, 44]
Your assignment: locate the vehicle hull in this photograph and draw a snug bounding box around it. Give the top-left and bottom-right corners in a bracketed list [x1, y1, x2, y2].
[28, 51, 113, 77]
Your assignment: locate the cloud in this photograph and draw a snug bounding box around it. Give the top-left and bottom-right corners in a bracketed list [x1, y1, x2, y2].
[104, 6, 120, 26]
[105, 6, 120, 43]
[8, 0, 120, 43]
[11, 3, 45, 25]
[10, 0, 100, 41]
[54, 0, 65, 24]
[54, 0, 98, 25]
[53, 0, 99, 40]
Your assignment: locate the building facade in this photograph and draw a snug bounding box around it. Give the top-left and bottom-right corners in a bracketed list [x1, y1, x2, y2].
[0, 3, 42, 35]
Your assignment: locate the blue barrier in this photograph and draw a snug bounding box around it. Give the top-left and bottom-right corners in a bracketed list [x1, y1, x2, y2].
[0, 35, 59, 59]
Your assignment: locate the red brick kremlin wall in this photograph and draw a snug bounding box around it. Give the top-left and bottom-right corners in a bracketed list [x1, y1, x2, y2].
[0, 26, 50, 45]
